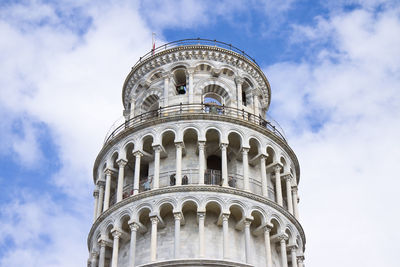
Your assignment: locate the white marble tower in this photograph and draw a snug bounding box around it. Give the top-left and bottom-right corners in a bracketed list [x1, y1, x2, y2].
[87, 39, 306, 267]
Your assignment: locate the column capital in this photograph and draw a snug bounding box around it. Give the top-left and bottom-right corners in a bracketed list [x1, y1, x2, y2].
[273, 164, 282, 173]
[263, 222, 274, 232]
[187, 67, 195, 75]
[129, 222, 140, 232]
[221, 213, 230, 221]
[133, 151, 144, 157]
[283, 174, 293, 182]
[93, 190, 99, 198]
[98, 238, 111, 247]
[297, 255, 305, 262]
[241, 147, 250, 153]
[198, 141, 206, 149]
[173, 212, 183, 221]
[288, 244, 298, 251]
[235, 76, 244, 85]
[276, 233, 289, 242]
[197, 211, 206, 219]
[260, 153, 268, 160]
[96, 179, 105, 187]
[90, 251, 99, 258]
[220, 143, 228, 149]
[175, 142, 184, 149]
[117, 159, 128, 167]
[152, 145, 162, 152]
[292, 185, 298, 193]
[150, 216, 159, 224]
[111, 229, 122, 239]
[244, 217, 253, 227]
[104, 168, 114, 176]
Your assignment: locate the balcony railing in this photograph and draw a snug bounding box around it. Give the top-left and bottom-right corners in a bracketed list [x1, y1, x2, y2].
[104, 103, 286, 145]
[133, 38, 259, 69]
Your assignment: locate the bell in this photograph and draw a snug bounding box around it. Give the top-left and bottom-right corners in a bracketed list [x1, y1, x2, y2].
[177, 85, 186, 94]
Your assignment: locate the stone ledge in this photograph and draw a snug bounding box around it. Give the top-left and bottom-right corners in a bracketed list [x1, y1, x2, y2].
[137, 258, 253, 267]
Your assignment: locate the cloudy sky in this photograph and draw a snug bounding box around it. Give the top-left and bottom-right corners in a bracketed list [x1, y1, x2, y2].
[0, 0, 399, 266]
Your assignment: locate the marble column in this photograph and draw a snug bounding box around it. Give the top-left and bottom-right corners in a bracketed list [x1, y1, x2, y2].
[188, 68, 194, 104]
[242, 148, 250, 191]
[150, 217, 159, 262]
[289, 245, 298, 267]
[153, 146, 161, 189]
[103, 169, 113, 210]
[260, 155, 268, 197]
[133, 151, 143, 195]
[116, 159, 127, 202]
[244, 219, 252, 263]
[111, 229, 121, 267]
[90, 251, 98, 267]
[175, 143, 183, 185]
[222, 213, 230, 259]
[96, 181, 105, 218]
[274, 166, 283, 206]
[220, 143, 228, 187]
[278, 235, 288, 267]
[98, 239, 107, 267]
[128, 222, 139, 267]
[163, 74, 169, 107]
[284, 175, 294, 214]
[93, 189, 99, 221]
[292, 186, 300, 220]
[235, 77, 244, 110]
[297, 255, 305, 267]
[198, 212, 206, 257]
[174, 213, 182, 258]
[264, 225, 273, 267]
[198, 142, 206, 185]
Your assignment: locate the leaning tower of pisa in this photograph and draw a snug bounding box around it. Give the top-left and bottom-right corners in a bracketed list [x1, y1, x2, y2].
[87, 39, 306, 267]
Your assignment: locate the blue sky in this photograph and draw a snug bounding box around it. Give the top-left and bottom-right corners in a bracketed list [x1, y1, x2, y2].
[0, 0, 400, 266]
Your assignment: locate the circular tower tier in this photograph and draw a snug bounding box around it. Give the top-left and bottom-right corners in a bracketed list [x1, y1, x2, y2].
[87, 39, 306, 267]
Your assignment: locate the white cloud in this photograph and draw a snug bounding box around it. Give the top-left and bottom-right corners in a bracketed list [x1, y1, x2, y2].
[266, 5, 400, 267]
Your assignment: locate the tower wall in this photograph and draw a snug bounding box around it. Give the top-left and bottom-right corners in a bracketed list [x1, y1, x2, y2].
[88, 40, 306, 267]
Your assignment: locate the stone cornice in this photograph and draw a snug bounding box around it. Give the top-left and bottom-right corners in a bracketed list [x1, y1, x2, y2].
[93, 115, 300, 184]
[87, 185, 306, 252]
[136, 259, 253, 267]
[122, 45, 272, 110]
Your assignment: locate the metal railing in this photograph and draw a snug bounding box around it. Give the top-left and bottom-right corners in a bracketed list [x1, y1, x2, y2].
[133, 38, 258, 69]
[104, 103, 286, 145]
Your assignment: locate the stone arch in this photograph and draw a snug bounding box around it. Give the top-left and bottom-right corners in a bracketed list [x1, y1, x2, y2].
[250, 208, 266, 229]
[268, 214, 284, 233]
[249, 206, 267, 224]
[180, 197, 200, 212]
[146, 68, 165, 83]
[227, 201, 246, 222]
[116, 209, 132, 228]
[195, 78, 234, 103]
[194, 62, 215, 72]
[266, 145, 277, 165]
[156, 197, 178, 213]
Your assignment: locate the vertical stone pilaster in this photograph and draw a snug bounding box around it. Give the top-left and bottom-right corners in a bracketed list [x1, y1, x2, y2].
[264, 225, 273, 267]
[274, 165, 283, 206]
[111, 229, 122, 267]
[93, 189, 99, 221]
[242, 148, 250, 191]
[198, 212, 206, 257]
[153, 145, 161, 189]
[220, 143, 228, 187]
[116, 159, 127, 202]
[150, 216, 159, 262]
[174, 213, 182, 258]
[284, 175, 294, 214]
[292, 186, 300, 220]
[222, 213, 230, 259]
[260, 155, 268, 197]
[198, 142, 206, 185]
[98, 239, 107, 267]
[128, 222, 139, 267]
[96, 181, 105, 218]
[244, 219, 253, 263]
[103, 169, 113, 210]
[175, 142, 183, 186]
[278, 234, 288, 267]
[133, 151, 143, 195]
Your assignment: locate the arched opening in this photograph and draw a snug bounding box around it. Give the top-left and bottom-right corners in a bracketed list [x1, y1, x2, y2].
[205, 129, 221, 185]
[227, 132, 242, 188]
[183, 128, 199, 184]
[124, 143, 135, 198]
[202, 84, 230, 105]
[206, 155, 221, 185]
[242, 78, 253, 107]
[142, 94, 160, 117]
[139, 136, 154, 192]
[161, 130, 176, 186]
[173, 69, 187, 95]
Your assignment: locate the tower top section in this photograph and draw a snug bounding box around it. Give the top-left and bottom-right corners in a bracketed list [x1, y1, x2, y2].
[122, 38, 272, 111]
